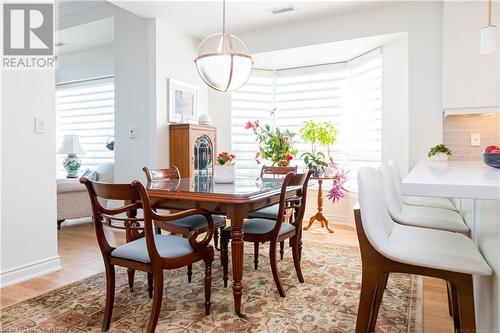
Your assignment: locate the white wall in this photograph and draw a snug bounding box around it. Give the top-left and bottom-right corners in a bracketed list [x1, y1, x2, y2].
[209, 1, 443, 169]
[56, 44, 113, 83]
[1, 69, 60, 287]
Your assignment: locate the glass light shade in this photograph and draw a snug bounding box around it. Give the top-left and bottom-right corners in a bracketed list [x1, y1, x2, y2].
[195, 32, 253, 92]
[480, 25, 498, 54]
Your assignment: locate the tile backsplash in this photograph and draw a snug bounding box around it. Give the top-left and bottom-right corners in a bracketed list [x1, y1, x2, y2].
[443, 113, 500, 160]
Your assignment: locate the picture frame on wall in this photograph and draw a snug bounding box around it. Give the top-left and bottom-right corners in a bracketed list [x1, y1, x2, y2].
[168, 79, 199, 123]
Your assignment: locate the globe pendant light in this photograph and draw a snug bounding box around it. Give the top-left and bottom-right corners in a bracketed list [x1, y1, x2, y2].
[195, 0, 253, 92]
[480, 0, 497, 54]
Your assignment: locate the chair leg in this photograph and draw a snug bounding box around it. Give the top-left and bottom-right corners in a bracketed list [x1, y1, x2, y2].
[187, 264, 192, 283]
[254, 242, 259, 270]
[355, 270, 380, 333]
[127, 268, 135, 292]
[147, 273, 153, 299]
[57, 219, 65, 230]
[450, 282, 461, 331]
[221, 230, 230, 288]
[269, 242, 285, 297]
[368, 273, 389, 332]
[102, 264, 115, 332]
[454, 275, 476, 332]
[446, 281, 454, 317]
[214, 227, 220, 251]
[279, 241, 284, 260]
[204, 259, 212, 315]
[146, 271, 164, 333]
[291, 236, 304, 283]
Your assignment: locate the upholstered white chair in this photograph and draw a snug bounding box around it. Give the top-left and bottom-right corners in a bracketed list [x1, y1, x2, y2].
[379, 163, 468, 233]
[387, 160, 458, 211]
[354, 167, 492, 332]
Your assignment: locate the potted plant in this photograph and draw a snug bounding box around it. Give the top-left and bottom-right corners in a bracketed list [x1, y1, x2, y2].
[428, 144, 452, 162]
[214, 151, 236, 183]
[245, 120, 298, 167]
[300, 120, 339, 176]
[326, 167, 349, 203]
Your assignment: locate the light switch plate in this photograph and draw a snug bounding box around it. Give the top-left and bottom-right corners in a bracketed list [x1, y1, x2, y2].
[129, 127, 136, 138]
[34, 117, 46, 133]
[471, 133, 480, 146]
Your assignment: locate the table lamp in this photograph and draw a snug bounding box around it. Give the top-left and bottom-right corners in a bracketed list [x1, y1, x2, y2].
[58, 134, 85, 178]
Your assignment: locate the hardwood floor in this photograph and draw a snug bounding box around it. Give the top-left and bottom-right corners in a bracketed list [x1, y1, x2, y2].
[0, 220, 453, 332]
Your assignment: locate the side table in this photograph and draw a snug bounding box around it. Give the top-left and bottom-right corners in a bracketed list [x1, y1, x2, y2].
[303, 177, 334, 233]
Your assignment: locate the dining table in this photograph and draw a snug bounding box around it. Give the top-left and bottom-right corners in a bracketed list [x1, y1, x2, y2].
[146, 174, 302, 317]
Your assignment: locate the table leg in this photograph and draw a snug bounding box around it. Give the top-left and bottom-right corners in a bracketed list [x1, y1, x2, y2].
[231, 224, 245, 317]
[303, 179, 334, 233]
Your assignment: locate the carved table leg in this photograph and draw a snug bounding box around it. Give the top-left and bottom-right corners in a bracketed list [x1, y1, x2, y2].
[303, 179, 334, 233]
[228, 206, 246, 318]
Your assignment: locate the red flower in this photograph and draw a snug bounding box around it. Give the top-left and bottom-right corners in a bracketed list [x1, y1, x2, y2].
[245, 121, 253, 129]
[285, 153, 293, 161]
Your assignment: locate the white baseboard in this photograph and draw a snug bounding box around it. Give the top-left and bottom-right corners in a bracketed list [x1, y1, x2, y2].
[304, 213, 355, 227]
[0, 256, 61, 288]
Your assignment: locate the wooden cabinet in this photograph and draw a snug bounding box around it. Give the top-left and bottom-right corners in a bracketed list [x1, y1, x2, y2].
[443, 1, 500, 115]
[169, 124, 217, 178]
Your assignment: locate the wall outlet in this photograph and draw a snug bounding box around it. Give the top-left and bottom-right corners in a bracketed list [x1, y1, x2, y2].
[129, 127, 136, 138]
[34, 117, 46, 133]
[471, 133, 480, 146]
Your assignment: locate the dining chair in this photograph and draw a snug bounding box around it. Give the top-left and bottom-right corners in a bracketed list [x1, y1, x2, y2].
[354, 167, 491, 333]
[248, 165, 299, 262]
[379, 163, 468, 233]
[387, 160, 458, 211]
[80, 177, 214, 333]
[221, 170, 313, 297]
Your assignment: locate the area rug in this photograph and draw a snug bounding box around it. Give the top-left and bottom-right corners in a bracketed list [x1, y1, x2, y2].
[0, 241, 422, 332]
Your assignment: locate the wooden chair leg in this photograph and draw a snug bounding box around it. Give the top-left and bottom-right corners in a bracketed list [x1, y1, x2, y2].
[146, 271, 164, 333]
[446, 281, 454, 317]
[102, 264, 115, 332]
[127, 268, 135, 292]
[450, 282, 461, 331]
[147, 273, 153, 299]
[291, 236, 304, 283]
[355, 270, 380, 333]
[369, 273, 389, 332]
[57, 219, 65, 230]
[187, 264, 193, 283]
[269, 242, 285, 297]
[221, 230, 230, 287]
[279, 241, 284, 260]
[454, 275, 476, 332]
[254, 242, 259, 270]
[204, 259, 212, 315]
[214, 227, 220, 251]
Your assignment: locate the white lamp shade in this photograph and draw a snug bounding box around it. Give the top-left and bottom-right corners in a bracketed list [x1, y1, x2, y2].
[57, 135, 85, 154]
[480, 25, 498, 54]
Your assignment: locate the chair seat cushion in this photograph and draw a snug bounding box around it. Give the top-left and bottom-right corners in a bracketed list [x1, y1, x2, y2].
[403, 196, 458, 212]
[248, 204, 279, 220]
[168, 214, 226, 230]
[111, 234, 194, 263]
[393, 205, 469, 233]
[225, 218, 295, 236]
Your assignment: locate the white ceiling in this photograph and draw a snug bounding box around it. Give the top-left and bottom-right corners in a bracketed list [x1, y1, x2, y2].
[55, 17, 114, 55]
[112, 1, 393, 39]
[253, 32, 406, 69]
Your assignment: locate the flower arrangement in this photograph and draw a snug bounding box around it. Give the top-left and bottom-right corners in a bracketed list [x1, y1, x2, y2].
[216, 151, 236, 166]
[245, 120, 298, 167]
[326, 164, 349, 203]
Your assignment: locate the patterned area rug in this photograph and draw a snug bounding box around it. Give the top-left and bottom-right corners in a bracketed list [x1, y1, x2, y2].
[1, 241, 422, 332]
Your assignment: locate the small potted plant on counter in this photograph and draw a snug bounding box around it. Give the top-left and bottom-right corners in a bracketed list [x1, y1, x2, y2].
[428, 144, 452, 162]
[214, 151, 236, 183]
[300, 120, 339, 176]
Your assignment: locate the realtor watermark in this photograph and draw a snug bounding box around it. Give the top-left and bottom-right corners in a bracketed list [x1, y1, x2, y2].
[2, 2, 55, 69]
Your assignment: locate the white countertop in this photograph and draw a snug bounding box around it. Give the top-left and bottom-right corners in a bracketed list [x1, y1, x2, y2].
[401, 160, 500, 200]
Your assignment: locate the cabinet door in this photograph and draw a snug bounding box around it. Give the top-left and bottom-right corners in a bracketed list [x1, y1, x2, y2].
[443, 1, 500, 110]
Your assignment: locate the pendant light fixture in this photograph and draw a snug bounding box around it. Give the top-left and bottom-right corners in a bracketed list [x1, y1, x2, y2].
[480, 0, 498, 54]
[195, 0, 253, 92]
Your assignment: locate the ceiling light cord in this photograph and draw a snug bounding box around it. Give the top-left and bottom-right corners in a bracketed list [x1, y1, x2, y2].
[222, 0, 226, 34]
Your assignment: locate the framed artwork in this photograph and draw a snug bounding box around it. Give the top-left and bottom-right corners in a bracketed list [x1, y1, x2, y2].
[168, 79, 199, 123]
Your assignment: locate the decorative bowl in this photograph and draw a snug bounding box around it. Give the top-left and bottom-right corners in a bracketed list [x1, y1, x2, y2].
[482, 153, 500, 169]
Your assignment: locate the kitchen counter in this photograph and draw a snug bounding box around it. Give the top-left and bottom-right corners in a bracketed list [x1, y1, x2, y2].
[402, 160, 500, 331]
[401, 160, 500, 200]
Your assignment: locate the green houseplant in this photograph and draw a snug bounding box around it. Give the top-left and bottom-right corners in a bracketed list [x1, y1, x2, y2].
[300, 120, 339, 176]
[428, 144, 452, 162]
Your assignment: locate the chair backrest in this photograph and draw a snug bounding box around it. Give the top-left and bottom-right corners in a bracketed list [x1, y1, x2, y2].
[355, 167, 396, 256]
[260, 165, 298, 178]
[80, 177, 162, 264]
[387, 160, 403, 196]
[143, 166, 180, 183]
[379, 163, 404, 217]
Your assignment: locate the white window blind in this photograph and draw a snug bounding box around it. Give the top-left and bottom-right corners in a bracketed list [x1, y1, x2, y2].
[231, 49, 382, 190]
[56, 78, 115, 178]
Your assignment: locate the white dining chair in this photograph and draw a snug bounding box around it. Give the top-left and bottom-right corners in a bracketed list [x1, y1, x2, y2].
[354, 167, 492, 333]
[387, 160, 458, 211]
[379, 163, 468, 233]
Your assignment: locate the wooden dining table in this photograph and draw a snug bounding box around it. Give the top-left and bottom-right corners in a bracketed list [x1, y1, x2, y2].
[146, 175, 301, 317]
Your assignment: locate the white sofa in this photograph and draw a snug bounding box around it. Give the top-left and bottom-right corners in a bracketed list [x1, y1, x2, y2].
[57, 163, 114, 229]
